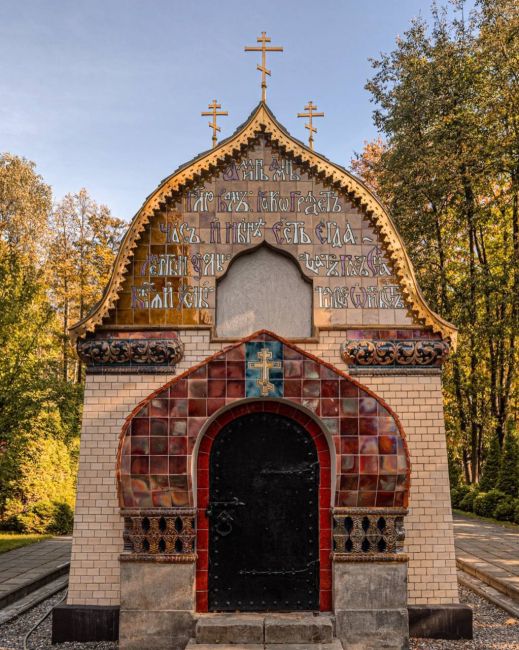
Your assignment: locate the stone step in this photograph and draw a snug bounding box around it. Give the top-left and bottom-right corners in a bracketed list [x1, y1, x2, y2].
[194, 613, 335, 645]
[186, 641, 344, 650]
[265, 614, 334, 644]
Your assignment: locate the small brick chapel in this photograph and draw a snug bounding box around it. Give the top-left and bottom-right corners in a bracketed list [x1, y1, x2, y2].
[53, 61, 471, 649]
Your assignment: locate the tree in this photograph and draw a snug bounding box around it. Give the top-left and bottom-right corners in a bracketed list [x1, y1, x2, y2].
[479, 433, 501, 492]
[355, 0, 519, 483]
[49, 189, 125, 383]
[496, 424, 519, 497]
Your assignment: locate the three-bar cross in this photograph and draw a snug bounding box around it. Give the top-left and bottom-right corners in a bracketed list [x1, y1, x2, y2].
[201, 99, 228, 148]
[244, 32, 283, 103]
[248, 348, 281, 397]
[297, 101, 325, 150]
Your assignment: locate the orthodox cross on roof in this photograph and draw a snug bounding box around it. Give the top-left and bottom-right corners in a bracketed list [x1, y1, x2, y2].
[201, 99, 228, 148]
[247, 347, 281, 396]
[297, 101, 325, 150]
[244, 31, 283, 102]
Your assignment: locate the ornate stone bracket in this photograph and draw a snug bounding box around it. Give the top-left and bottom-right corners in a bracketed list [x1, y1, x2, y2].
[77, 336, 184, 373]
[121, 508, 196, 562]
[341, 339, 449, 368]
[332, 507, 407, 562]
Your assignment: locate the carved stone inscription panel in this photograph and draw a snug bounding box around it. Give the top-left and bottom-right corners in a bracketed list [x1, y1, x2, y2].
[104, 138, 415, 333]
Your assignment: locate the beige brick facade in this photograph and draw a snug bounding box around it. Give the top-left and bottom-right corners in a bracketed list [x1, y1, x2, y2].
[67, 330, 458, 607]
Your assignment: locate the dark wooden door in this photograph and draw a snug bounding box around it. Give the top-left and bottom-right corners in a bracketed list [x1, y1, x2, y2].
[208, 412, 319, 612]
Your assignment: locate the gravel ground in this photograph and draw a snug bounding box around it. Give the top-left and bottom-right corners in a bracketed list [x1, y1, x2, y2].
[0, 585, 517, 649]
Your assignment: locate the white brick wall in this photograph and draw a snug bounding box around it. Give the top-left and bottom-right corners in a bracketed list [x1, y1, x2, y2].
[67, 330, 458, 606]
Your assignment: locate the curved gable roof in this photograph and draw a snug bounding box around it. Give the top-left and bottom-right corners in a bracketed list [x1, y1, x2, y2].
[70, 102, 457, 345]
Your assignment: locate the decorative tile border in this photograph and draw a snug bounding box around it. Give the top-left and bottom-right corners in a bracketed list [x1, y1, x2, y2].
[77, 336, 184, 370]
[332, 507, 406, 560]
[341, 339, 450, 368]
[121, 507, 196, 562]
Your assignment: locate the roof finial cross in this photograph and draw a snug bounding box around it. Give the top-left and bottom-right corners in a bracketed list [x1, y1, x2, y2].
[244, 32, 283, 103]
[201, 99, 228, 148]
[297, 101, 325, 150]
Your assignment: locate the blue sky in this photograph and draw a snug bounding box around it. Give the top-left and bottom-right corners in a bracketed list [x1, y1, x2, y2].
[0, 1, 471, 220]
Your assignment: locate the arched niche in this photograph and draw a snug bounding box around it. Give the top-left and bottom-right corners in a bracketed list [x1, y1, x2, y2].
[216, 245, 312, 338]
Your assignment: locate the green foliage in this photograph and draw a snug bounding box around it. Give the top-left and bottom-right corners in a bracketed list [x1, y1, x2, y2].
[493, 497, 518, 522]
[0, 533, 51, 554]
[473, 490, 506, 518]
[496, 427, 519, 497]
[356, 0, 519, 483]
[451, 484, 471, 508]
[479, 434, 501, 492]
[459, 487, 479, 512]
[448, 449, 463, 489]
[514, 502, 519, 525]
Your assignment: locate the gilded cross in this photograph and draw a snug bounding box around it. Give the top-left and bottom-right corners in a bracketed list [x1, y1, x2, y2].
[248, 348, 282, 396]
[297, 101, 325, 150]
[244, 32, 283, 102]
[201, 99, 228, 148]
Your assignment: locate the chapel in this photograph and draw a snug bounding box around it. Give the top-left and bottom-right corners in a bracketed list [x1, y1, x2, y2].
[52, 34, 472, 650]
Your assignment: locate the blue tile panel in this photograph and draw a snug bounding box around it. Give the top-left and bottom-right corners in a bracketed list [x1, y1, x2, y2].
[245, 341, 284, 397]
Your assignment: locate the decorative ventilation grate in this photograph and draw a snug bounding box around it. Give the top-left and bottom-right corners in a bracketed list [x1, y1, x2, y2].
[121, 508, 196, 562]
[332, 508, 406, 560]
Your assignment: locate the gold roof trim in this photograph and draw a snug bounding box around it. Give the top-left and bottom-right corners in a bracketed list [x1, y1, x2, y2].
[69, 102, 457, 346]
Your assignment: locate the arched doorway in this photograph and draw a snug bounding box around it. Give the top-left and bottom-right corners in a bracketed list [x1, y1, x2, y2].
[207, 411, 319, 612]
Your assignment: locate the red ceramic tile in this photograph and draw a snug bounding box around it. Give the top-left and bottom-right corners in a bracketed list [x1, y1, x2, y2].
[340, 418, 359, 436]
[359, 397, 378, 416]
[340, 475, 359, 490]
[130, 457, 149, 474]
[131, 437, 149, 455]
[169, 455, 187, 474]
[319, 488, 332, 508]
[189, 379, 208, 398]
[150, 474, 169, 489]
[304, 360, 320, 379]
[191, 365, 207, 379]
[376, 491, 395, 507]
[320, 590, 332, 612]
[359, 474, 378, 490]
[284, 347, 303, 360]
[170, 380, 187, 398]
[319, 509, 331, 531]
[359, 436, 378, 455]
[149, 455, 169, 474]
[207, 398, 226, 415]
[170, 418, 187, 436]
[284, 379, 302, 397]
[188, 418, 205, 437]
[227, 380, 245, 398]
[340, 398, 358, 416]
[379, 417, 398, 434]
[302, 380, 320, 397]
[227, 362, 245, 379]
[284, 360, 303, 378]
[378, 475, 397, 491]
[188, 399, 207, 417]
[168, 437, 187, 455]
[303, 399, 320, 415]
[321, 380, 339, 397]
[380, 455, 398, 474]
[360, 455, 378, 474]
[226, 345, 245, 361]
[196, 590, 208, 612]
[340, 436, 358, 454]
[169, 399, 188, 418]
[379, 435, 397, 454]
[196, 570, 208, 591]
[150, 436, 168, 454]
[208, 361, 226, 379]
[357, 491, 377, 507]
[340, 381, 359, 398]
[341, 455, 358, 474]
[197, 509, 208, 529]
[359, 417, 378, 436]
[321, 398, 340, 417]
[197, 468, 209, 489]
[134, 404, 149, 418]
[318, 450, 331, 468]
[131, 419, 149, 436]
[150, 398, 169, 417]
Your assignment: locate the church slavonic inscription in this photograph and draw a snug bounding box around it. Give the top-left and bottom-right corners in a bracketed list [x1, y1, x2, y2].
[106, 140, 413, 329]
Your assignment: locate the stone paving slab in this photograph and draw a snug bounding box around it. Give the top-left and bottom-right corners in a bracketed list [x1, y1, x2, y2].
[453, 514, 519, 601]
[0, 537, 71, 608]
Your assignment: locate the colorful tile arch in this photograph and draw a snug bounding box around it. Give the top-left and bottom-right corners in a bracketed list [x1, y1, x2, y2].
[117, 330, 410, 511]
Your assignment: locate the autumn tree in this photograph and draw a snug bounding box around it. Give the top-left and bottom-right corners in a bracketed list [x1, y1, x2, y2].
[353, 0, 519, 482]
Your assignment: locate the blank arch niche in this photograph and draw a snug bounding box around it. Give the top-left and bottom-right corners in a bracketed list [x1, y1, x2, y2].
[216, 246, 312, 338]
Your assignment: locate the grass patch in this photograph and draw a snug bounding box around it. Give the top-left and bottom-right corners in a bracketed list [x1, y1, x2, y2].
[0, 532, 52, 554]
[453, 509, 519, 530]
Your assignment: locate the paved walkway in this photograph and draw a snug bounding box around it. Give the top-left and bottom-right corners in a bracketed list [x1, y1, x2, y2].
[0, 537, 71, 607]
[453, 513, 519, 600]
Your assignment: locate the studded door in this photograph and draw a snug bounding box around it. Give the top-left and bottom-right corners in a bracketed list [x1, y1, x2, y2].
[207, 412, 319, 612]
